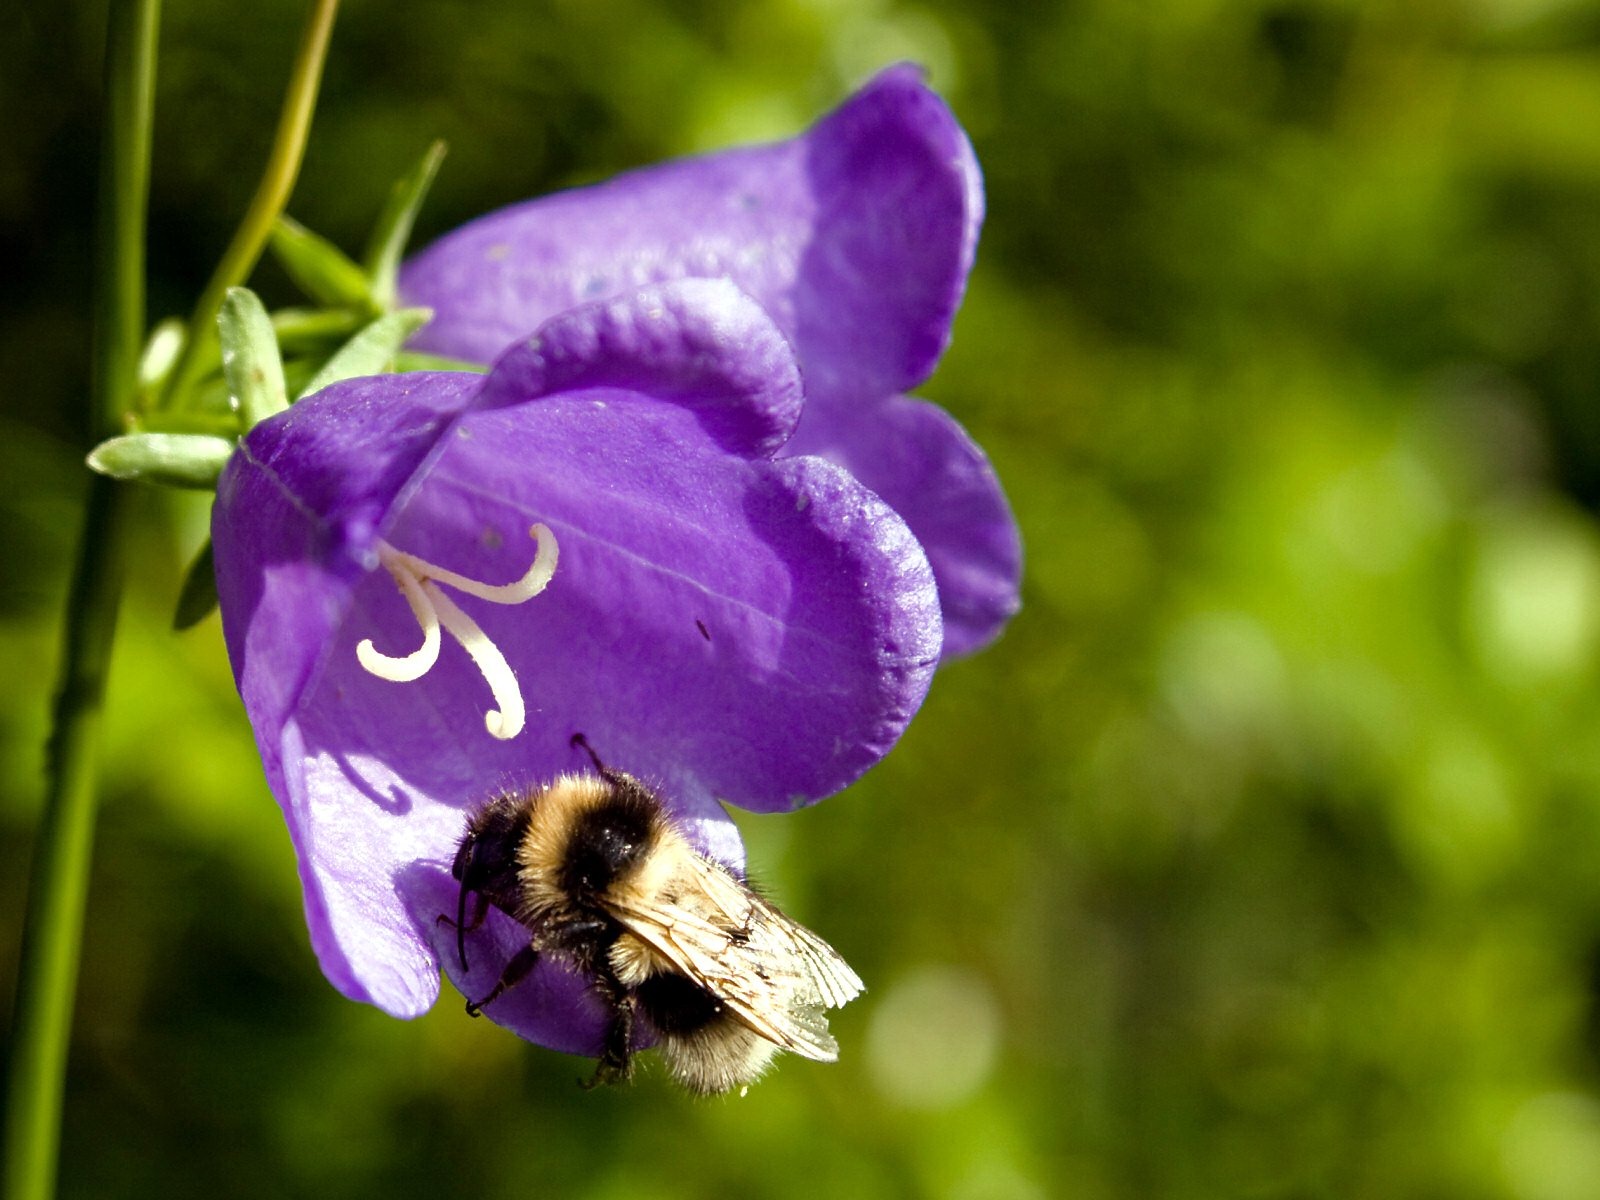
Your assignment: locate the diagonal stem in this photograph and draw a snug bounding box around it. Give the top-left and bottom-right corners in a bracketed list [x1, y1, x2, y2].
[153, 0, 341, 413]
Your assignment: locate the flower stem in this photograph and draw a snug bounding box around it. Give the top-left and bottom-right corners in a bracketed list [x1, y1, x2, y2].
[2, 0, 157, 1195]
[153, 0, 341, 413]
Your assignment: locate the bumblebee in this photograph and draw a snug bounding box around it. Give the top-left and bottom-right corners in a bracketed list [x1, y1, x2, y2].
[448, 742, 863, 1093]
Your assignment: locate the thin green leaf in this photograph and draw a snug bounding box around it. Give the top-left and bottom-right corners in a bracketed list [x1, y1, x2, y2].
[298, 307, 433, 399]
[85, 432, 235, 489]
[272, 305, 364, 352]
[364, 140, 447, 309]
[218, 287, 287, 428]
[130, 410, 243, 438]
[137, 318, 186, 392]
[172, 538, 218, 630]
[271, 214, 372, 308]
[392, 349, 488, 374]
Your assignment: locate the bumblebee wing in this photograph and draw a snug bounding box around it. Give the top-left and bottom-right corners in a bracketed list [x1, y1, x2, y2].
[608, 854, 863, 1062]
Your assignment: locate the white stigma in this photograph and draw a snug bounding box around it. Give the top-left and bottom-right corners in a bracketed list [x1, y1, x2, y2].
[356, 523, 559, 739]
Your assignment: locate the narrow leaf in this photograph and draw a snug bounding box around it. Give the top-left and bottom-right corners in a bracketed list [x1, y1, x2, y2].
[218, 287, 288, 428]
[86, 433, 235, 489]
[271, 214, 372, 308]
[392, 349, 488, 374]
[272, 306, 364, 352]
[298, 307, 433, 399]
[364, 140, 447, 309]
[134, 411, 243, 438]
[172, 538, 218, 630]
[138, 318, 187, 392]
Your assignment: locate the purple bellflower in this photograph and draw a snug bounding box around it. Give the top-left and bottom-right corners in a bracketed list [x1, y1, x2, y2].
[212, 279, 941, 1051]
[400, 64, 1021, 659]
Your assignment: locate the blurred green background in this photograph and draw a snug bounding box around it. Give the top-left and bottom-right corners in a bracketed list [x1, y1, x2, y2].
[10, 0, 1600, 1196]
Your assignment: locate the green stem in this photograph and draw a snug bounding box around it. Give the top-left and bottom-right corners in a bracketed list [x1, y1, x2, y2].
[2, 0, 157, 1196]
[154, 0, 340, 413]
[3, 481, 128, 1200]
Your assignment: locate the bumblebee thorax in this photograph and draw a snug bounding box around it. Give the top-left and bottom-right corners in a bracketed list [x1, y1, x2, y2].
[515, 771, 666, 917]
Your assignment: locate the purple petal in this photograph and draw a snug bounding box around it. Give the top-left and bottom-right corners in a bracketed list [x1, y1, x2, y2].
[479, 276, 802, 458]
[788, 394, 1021, 657]
[212, 372, 481, 814]
[397, 67, 1017, 655]
[400, 63, 982, 406]
[212, 281, 940, 1047]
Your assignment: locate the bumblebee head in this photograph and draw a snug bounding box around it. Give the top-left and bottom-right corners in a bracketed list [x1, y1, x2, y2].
[451, 833, 478, 971]
[449, 793, 533, 971]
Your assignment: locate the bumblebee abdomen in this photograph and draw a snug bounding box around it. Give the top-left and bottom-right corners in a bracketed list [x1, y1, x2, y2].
[656, 1016, 780, 1094]
[635, 971, 725, 1035]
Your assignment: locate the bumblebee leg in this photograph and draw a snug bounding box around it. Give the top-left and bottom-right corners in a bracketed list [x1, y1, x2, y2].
[437, 893, 493, 971]
[465, 944, 539, 1017]
[437, 892, 491, 933]
[583, 983, 637, 1089]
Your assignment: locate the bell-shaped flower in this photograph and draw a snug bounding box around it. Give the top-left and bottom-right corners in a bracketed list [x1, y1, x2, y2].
[211, 279, 941, 1052]
[400, 64, 1020, 658]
